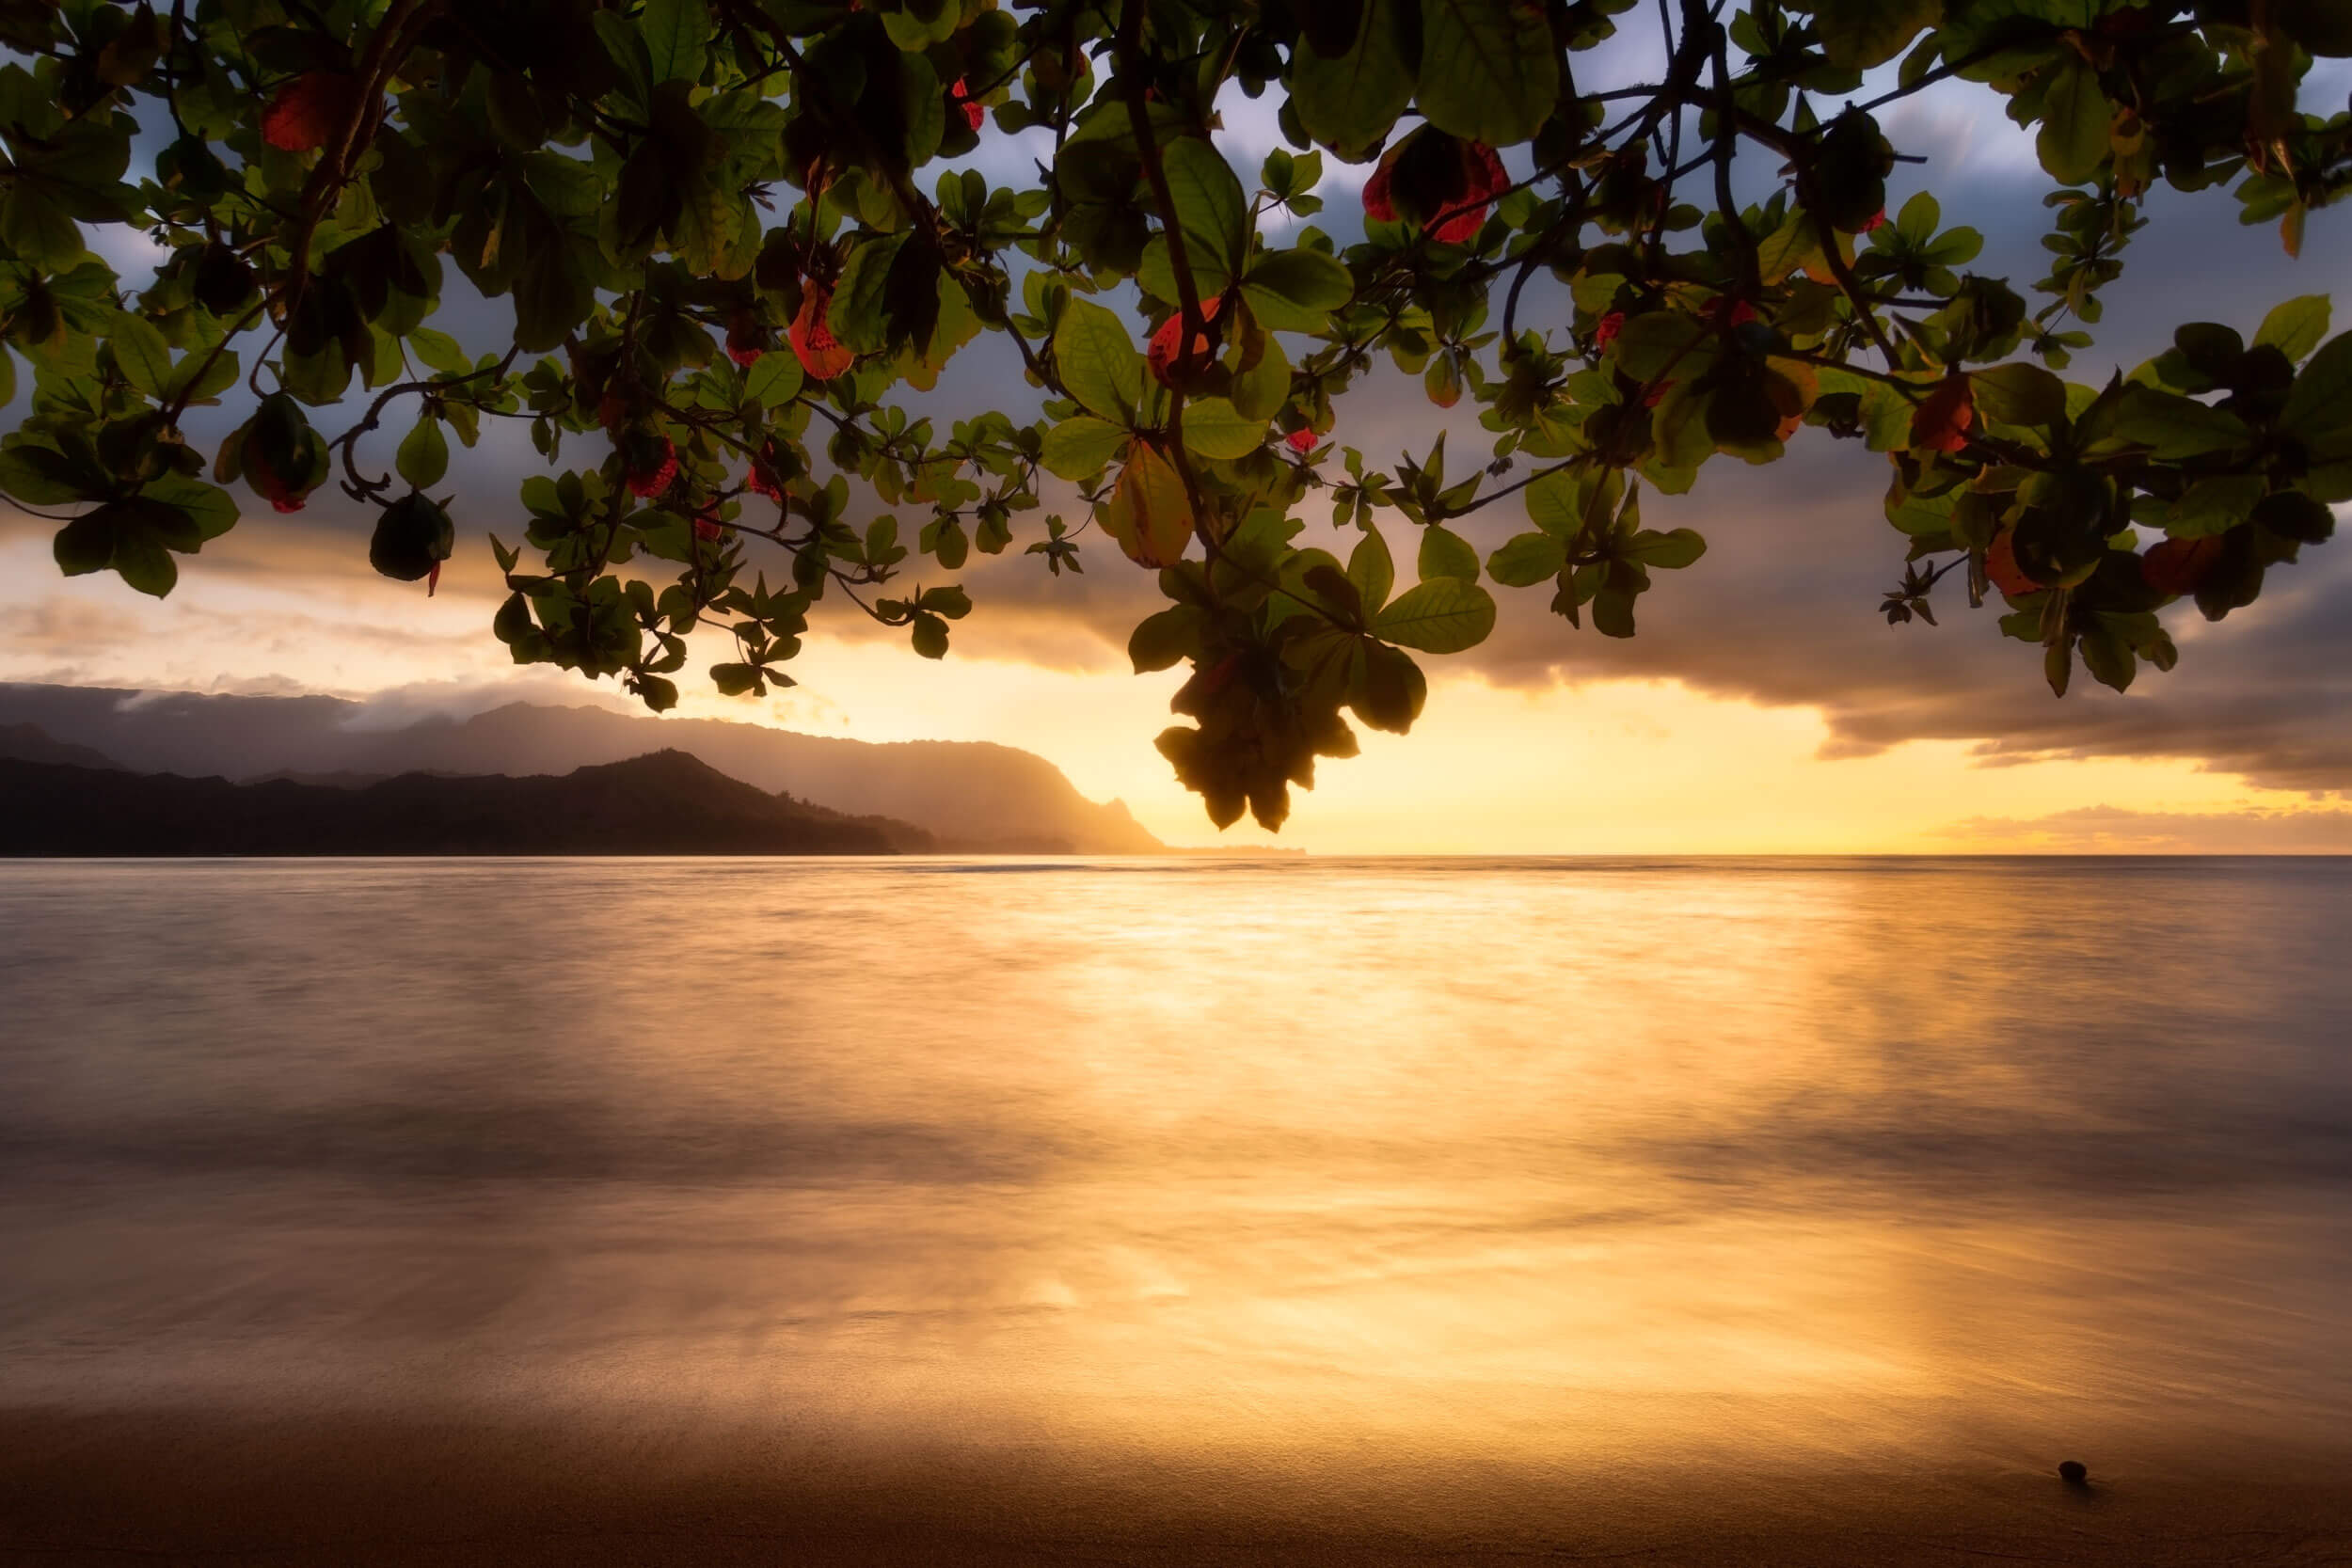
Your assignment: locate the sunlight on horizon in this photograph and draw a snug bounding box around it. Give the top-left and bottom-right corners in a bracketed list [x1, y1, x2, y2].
[6, 521, 2335, 854]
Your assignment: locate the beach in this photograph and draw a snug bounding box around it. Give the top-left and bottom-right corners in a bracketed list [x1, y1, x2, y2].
[5, 857, 2347, 1564]
[7, 1406, 2349, 1564]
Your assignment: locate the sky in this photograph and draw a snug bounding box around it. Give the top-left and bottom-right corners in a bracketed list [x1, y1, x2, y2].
[5, 45, 2352, 854]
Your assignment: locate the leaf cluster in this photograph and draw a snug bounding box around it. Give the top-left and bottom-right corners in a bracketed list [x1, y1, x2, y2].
[0, 0, 2345, 827]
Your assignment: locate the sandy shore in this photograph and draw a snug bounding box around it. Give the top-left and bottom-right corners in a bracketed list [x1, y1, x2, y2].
[4, 1407, 2347, 1567]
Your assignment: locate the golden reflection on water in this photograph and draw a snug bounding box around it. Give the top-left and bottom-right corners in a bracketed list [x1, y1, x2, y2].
[1, 858, 2347, 1482]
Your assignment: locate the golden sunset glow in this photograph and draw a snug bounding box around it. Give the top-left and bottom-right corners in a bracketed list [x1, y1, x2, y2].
[7, 515, 2342, 854]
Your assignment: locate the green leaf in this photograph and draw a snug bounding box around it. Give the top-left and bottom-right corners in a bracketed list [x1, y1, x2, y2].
[1525, 466, 1616, 538]
[109, 524, 178, 597]
[1130, 604, 1201, 673]
[1373, 576, 1496, 653]
[2254, 294, 2331, 365]
[1487, 531, 1565, 586]
[52, 513, 115, 575]
[827, 231, 906, 356]
[143, 476, 237, 540]
[1351, 641, 1425, 733]
[1151, 137, 1248, 299]
[0, 182, 87, 271]
[1182, 397, 1266, 459]
[742, 350, 803, 407]
[1054, 298, 1143, 425]
[1416, 0, 1559, 148]
[918, 584, 973, 618]
[1348, 525, 1394, 612]
[1229, 323, 1291, 422]
[2281, 330, 2352, 448]
[1240, 248, 1354, 332]
[408, 327, 469, 375]
[1755, 211, 1821, 283]
[1291, 0, 1414, 157]
[1621, 528, 1706, 569]
[2162, 473, 2264, 538]
[0, 444, 100, 506]
[640, 0, 710, 83]
[396, 415, 449, 489]
[1592, 581, 1640, 639]
[1612, 310, 1710, 383]
[910, 611, 950, 658]
[710, 661, 762, 695]
[2106, 385, 2252, 459]
[1041, 415, 1129, 479]
[1418, 525, 1480, 582]
[1809, 0, 1940, 70]
[2037, 58, 2110, 186]
[107, 310, 172, 399]
[1971, 362, 2067, 429]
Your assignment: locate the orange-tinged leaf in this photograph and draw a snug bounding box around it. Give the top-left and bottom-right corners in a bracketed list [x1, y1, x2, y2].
[1985, 529, 2040, 597]
[1147, 294, 1221, 387]
[261, 72, 359, 153]
[2140, 534, 2224, 595]
[1099, 440, 1195, 567]
[791, 285, 854, 381]
[1910, 373, 1975, 453]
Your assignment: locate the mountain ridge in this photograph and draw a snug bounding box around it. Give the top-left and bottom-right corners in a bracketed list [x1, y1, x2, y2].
[0, 751, 932, 857]
[0, 684, 1164, 854]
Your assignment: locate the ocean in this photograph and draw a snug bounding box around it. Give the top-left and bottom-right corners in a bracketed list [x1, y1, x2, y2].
[3, 856, 2349, 1558]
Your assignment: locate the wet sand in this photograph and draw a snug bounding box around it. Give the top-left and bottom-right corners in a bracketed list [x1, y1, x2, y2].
[8, 860, 2350, 1565]
[5, 1407, 2347, 1567]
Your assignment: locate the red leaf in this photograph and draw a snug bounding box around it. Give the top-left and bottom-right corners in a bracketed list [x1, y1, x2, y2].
[2140, 535, 2225, 596]
[790, 285, 854, 382]
[1147, 293, 1222, 387]
[1594, 309, 1625, 350]
[1702, 295, 1757, 328]
[747, 447, 785, 500]
[1985, 529, 2040, 597]
[1286, 428, 1317, 453]
[1910, 373, 1975, 454]
[1428, 140, 1506, 244]
[724, 311, 766, 368]
[950, 77, 985, 132]
[261, 72, 359, 153]
[243, 436, 311, 513]
[1365, 133, 1507, 243]
[625, 436, 677, 499]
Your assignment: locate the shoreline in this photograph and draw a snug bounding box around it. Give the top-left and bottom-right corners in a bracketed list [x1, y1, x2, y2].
[5, 1407, 2347, 1567]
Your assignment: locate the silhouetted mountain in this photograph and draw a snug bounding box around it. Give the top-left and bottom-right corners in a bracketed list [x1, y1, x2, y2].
[0, 752, 933, 857]
[0, 684, 1164, 853]
[0, 722, 123, 771]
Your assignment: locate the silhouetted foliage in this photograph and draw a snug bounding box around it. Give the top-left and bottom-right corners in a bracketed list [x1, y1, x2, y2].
[2, 0, 2346, 827]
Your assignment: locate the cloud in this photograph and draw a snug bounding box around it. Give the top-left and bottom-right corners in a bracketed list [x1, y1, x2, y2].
[11, 74, 2351, 808]
[917, 152, 2352, 797]
[1937, 802, 2352, 854]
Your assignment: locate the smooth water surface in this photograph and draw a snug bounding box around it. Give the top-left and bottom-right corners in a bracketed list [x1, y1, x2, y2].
[4, 856, 2349, 1492]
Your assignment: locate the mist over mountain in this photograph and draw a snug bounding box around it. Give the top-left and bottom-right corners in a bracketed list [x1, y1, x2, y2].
[0, 685, 1165, 854]
[0, 722, 124, 771]
[0, 752, 929, 857]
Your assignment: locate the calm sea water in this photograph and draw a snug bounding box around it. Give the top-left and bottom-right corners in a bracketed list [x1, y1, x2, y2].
[3, 856, 2349, 1487]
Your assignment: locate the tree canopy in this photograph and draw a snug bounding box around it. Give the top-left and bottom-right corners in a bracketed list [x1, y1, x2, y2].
[1, 0, 2347, 829]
